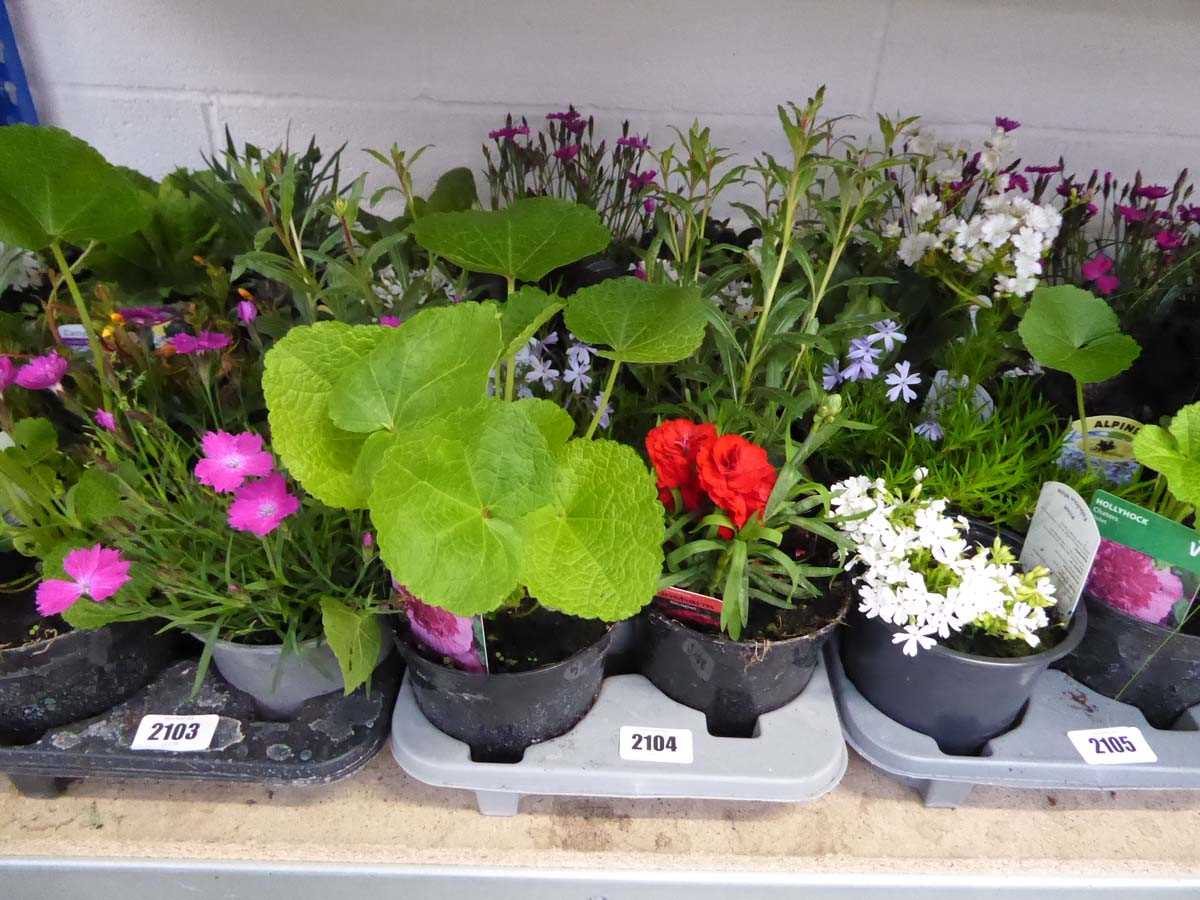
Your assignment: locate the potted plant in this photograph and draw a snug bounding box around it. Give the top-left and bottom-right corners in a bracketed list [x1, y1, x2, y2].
[1059, 400, 1200, 727]
[264, 199, 708, 760]
[832, 471, 1085, 755]
[644, 412, 848, 736]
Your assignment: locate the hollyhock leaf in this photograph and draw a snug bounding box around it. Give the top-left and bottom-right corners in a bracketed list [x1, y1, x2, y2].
[352, 430, 399, 486]
[263, 321, 390, 509]
[329, 303, 500, 434]
[319, 597, 381, 694]
[1133, 402, 1200, 509]
[370, 400, 557, 616]
[519, 439, 663, 622]
[409, 197, 610, 283]
[1018, 285, 1140, 384]
[513, 397, 575, 453]
[421, 166, 479, 215]
[564, 277, 707, 364]
[69, 469, 125, 525]
[11, 417, 59, 463]
[500, 286, 564, 359]
[0, 125, 149, 250]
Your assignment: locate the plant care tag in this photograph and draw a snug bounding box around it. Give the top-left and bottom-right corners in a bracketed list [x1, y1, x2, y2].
[58, 323, 90, 355]
[1020, 482, 1100, 616]
[130, 714, 220, 752]
[654, 587, 722, 630]
[618, 725, 694, 764]
[1067, 726, 1157, 765]
[1057, 415, 1141, 486]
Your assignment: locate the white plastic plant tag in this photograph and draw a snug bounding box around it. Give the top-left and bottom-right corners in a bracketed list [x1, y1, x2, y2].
[131, 714, 220, 752]
[1067, 727, 1157, 765]
[619, 726, 693, 764]
[57, 323, 90, 355]
[1020, 481, 1101, 616]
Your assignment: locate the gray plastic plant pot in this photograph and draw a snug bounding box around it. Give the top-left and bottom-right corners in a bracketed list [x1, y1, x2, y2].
[1058, 593, 1200, 728]
[206, 619, 393, 720]
[840, 600, 1088, 756]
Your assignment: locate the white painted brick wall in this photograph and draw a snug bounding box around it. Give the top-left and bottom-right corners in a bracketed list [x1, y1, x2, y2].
[9, 0, 1200, 210]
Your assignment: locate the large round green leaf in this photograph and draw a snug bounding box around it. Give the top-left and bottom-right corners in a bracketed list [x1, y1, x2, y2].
[263, 322, 390, 509]
[500, 286, 564, 358]
[1133, 402, 1200, 509]
[1018, 285, 1140, 384]
[519, 439, 664, 621]
[329, 303, 501, 433]
[0, 125, 149, 249]
[564, 277, 708, 364]
[409, 197, 610, 283]
[370, 401, 557, 615]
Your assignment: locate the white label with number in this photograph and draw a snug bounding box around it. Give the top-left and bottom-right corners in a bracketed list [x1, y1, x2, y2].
[131, 714, 220, 752]
[1067, 726, 1157, 765]
[619, 726, 693, 764]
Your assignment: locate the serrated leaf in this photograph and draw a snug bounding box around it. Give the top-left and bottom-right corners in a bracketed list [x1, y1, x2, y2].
[370, 401, 556, 616]
[1018, 285, 1141, 384]
[409, 197, 610, 282]
[328, 303, 500, 433]
[513, 397, 575, 451]
[564, 277, 708, 364]
[519, 440, 663, 621]
[500, 286, 564, 358]
[319, 597, 381, 694]
[11, 418, 58, 462]
[1133, 402, 1200, 509]
[0, 125, 148, 249]
[263, 322, 390, 508]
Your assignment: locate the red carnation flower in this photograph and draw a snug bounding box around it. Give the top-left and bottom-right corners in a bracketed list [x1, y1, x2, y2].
[695, 434, 777, 534]
[645, 419, 717, 512]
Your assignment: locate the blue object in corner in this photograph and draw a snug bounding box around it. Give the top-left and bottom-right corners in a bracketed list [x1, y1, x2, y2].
[0, 0, 36, 124]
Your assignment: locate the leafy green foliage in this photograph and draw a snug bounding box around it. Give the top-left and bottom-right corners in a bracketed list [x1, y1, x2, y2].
[520, 440, 663, 621]
[416, 167, 478, 216]
[263, 322, 390, 508]
[565, 277, 708, 364]
[0, 125, 148, 249]
[1133, 402, 1200, 510]
[409, 197, 611, 282]
[1018, 285, 1141, 384]
[320, 597, 382, 694]
[500, 286, 564, 359]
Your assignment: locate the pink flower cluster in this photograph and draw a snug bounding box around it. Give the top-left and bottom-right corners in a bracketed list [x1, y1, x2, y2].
[1081, 254, 1119, 296]
[36, 544, 132, 616]
[4, 352, 69, 393]
[1086, 539, 1184, 625]
[169, 331, 230, 355]
[194, 431, 299, 536]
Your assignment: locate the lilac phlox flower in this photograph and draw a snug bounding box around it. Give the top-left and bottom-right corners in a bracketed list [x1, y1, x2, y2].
[533, 331, 559, 354]
[884, 361, 921, 404]
[593, 393, 613, 429]
[841, 355, 880, 382]
[868, 320, 907, 352]
[566, 340, 594, 366]
[525, 358, 560, 391]
[822, 361, 843, 391]
[563, 359, 592, 394]
[915, 420, 943, 442]
[893, 623, 939, 656]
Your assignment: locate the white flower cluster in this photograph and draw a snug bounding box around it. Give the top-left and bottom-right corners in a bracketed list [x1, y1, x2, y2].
[372, 265, 457, 306]
[893, 191, 1062, 300]
[831, 473, 1056, 656]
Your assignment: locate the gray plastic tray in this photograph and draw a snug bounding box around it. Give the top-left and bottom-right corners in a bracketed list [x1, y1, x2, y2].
[390, 657, 846, 815]
[826, 639, 1200, 807]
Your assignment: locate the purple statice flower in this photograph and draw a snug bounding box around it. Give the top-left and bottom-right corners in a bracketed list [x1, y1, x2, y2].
[118, 306, 175, 327]
[915, 420, 943, 442]
[546, 109, 581, 122]
[994, 116, 1021, 133]
[592, 393, 613, 429]
[488, 124, 530, 141]
[1134, 184, 1171, 200]
[15, 353, 69, 392]
[0, 356, 13, 393]
[236, 300, 257, 324]
[822, 360, 842, 391]
[1156, 230, 1186, 251]
[1025, 163, 1064, 175]
[554, 144, 582, 162]
[868, 320, 907, 353]
[884, 361, 921, 404]
[1007, 173, 1030, 192]
[169, 331, 230, 355]
[626, 169, 657, 191]
[93, 409, 117, 433]
[617, 135, 650, 151]
[379, 316, 402, 328]
[1116, 204, 1148, 223]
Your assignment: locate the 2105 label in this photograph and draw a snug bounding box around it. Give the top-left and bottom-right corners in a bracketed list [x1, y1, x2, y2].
[1067, 726, 1157, 765]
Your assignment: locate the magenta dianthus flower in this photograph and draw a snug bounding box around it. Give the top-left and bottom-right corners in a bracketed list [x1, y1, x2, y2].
[36, 544, 131, 616]
[118, 306, 175, 327]
[237, 300, 257, 324]
[1116, 204, 1148, 223]
[554, 144, 581, 162]
[627, 169, 657, 191]
[1025, 163, 1064, 175]
[1007, 173, 1030, 192]
[170, 331, 231, 355]
[379, 316, 402, 328]
[227, 472, 300, 537]
[1134, 184, 1170, 200]
[617, 135, 650, 151]
[93, 409, 117, 432]
[994, 116, 1021, 133]
[195, 431, 275, 494]
[0, 356, 14, 392]
[1155, 230, 1185, 251]
[15, 352, 68, 392]
[488, 125, 530, 141]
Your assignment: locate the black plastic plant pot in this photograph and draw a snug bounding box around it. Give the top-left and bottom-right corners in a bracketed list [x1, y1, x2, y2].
[840, 601, 1088, 755]
[396, 624, 613, 763]
[0, 619, 179, 745]
[1058, 593, 1200, 729]
[639, 595, 848, 738]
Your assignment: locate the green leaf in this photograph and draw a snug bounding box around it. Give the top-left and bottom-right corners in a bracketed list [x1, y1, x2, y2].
[514, 397, 575, 452]
[328, 303, 501, 433]
[423, 167, 478, 215]
[1133, 402, 1200, 509]
[61, 597, 136, 630]
[370, 401, 557, 615]
[69, 469, 124, 525]
[564, 277, 708, 364]
[500, 286, 564, 359]
[519, 440, 663, 621]
[319, 597, 382, 694]
[263, 322, 390, 508]
[11, 418, 58, 462]
[0, 125, 149, 249]
[1018, 285, 1141, 384]
[409, 197, 610, 282]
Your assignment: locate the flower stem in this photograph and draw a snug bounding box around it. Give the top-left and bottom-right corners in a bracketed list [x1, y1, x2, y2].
[1074, 379, 1091, 466]
[584, 360, 620, 440]
[50, 240, 109, 408]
